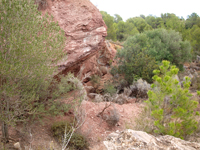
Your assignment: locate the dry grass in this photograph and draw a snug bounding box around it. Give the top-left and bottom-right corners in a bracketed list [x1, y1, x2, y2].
[131, 106, 155, 134]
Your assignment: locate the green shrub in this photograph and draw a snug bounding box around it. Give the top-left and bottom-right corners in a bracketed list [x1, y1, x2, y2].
[113, 28, 192, 85]
[145, 60, 199, 139]
[146, 29, 192, 67]
[51, 121, 89, 150]
[69, 133, 89, 150]
[103, 82, 117, 96]
[114, 43, 158, 84]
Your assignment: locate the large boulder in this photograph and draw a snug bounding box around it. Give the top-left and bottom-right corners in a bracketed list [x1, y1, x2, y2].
[43, 0, 108, 78]
[104, 129, 200, 150]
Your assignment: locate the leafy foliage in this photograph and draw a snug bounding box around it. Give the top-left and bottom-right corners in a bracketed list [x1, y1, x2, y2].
[145, 60, 199, 139]
[114, 14, 123, 23]
[100, 11, 117, 41]
[111, 26, 191, 84]
[185, 13, 200, 29]
[0, 0, 70, 141]
[188, 25, 200, 57]
[126, 17, 152, 33]
[90, 75, 101, 88]
[116, 21, 139, 41]
[145, 16, 164, 29]
[145, 29, 191, 67]
[115, 28, 191, 72]
[114, 40, 158, 84]
[100, 12, 199, 59]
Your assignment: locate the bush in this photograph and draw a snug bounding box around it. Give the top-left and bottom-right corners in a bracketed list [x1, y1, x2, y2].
[145, 60, 199, 139]
[146, 29, 192, 67]
[104, 108, 120, 127]
[51, 121, 89, 150]
[97, 103, 120, 127]
[113, 28, 192, 85]
[133, 107, 154, 134]
[114, 39, 158, 84]
[103, 82, 117, 96]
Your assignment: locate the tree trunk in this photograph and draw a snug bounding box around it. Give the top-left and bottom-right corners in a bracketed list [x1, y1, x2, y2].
[2, 121, 9, 143]
[1, 97, 10, 143]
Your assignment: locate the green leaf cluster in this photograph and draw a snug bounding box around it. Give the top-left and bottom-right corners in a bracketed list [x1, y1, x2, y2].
[145, 60, 199, 139]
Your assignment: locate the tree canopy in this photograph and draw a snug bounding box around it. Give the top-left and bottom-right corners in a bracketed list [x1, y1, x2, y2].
[113, 28, 191, 84]
[101, 12, 200, 59]
[100, 11, 117, 41]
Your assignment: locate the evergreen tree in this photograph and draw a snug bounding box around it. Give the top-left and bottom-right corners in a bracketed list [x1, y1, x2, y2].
[0, 0, 66, 142]
[186, 13, 200, 29]
[114, 14, 123, 23]
[188, 25, 200, 57]
[101, 11, 117, 41]
[145, 16, 158, 29]
[146, 60, 199, 139]
[127, 17, 152, 33]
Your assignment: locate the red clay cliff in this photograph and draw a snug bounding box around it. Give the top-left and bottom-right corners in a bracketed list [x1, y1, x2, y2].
[43, 0, 108, 77]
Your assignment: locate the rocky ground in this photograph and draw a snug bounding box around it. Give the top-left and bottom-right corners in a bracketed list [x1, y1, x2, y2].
[0, 96, 143, 150]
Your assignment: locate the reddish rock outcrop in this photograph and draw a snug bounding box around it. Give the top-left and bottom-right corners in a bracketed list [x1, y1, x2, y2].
[43, 0, 108, 78]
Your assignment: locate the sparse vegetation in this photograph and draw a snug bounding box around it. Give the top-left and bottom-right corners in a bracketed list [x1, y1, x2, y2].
[103, 81, 117, 96]
[132, 107, 154, 134]
[90, 75, 101, 88]
[51, 121, 89, 150]
[190, 72, 200, 90]
[97, 103, 120, 127]
[104, 108, 120, 127]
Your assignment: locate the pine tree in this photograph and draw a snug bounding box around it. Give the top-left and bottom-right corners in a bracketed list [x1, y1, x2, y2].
[146, 60, 199, 139]
[0, 0, 66, 142]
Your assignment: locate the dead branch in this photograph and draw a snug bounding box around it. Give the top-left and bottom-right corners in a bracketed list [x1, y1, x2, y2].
[96, 102, 111, 118]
